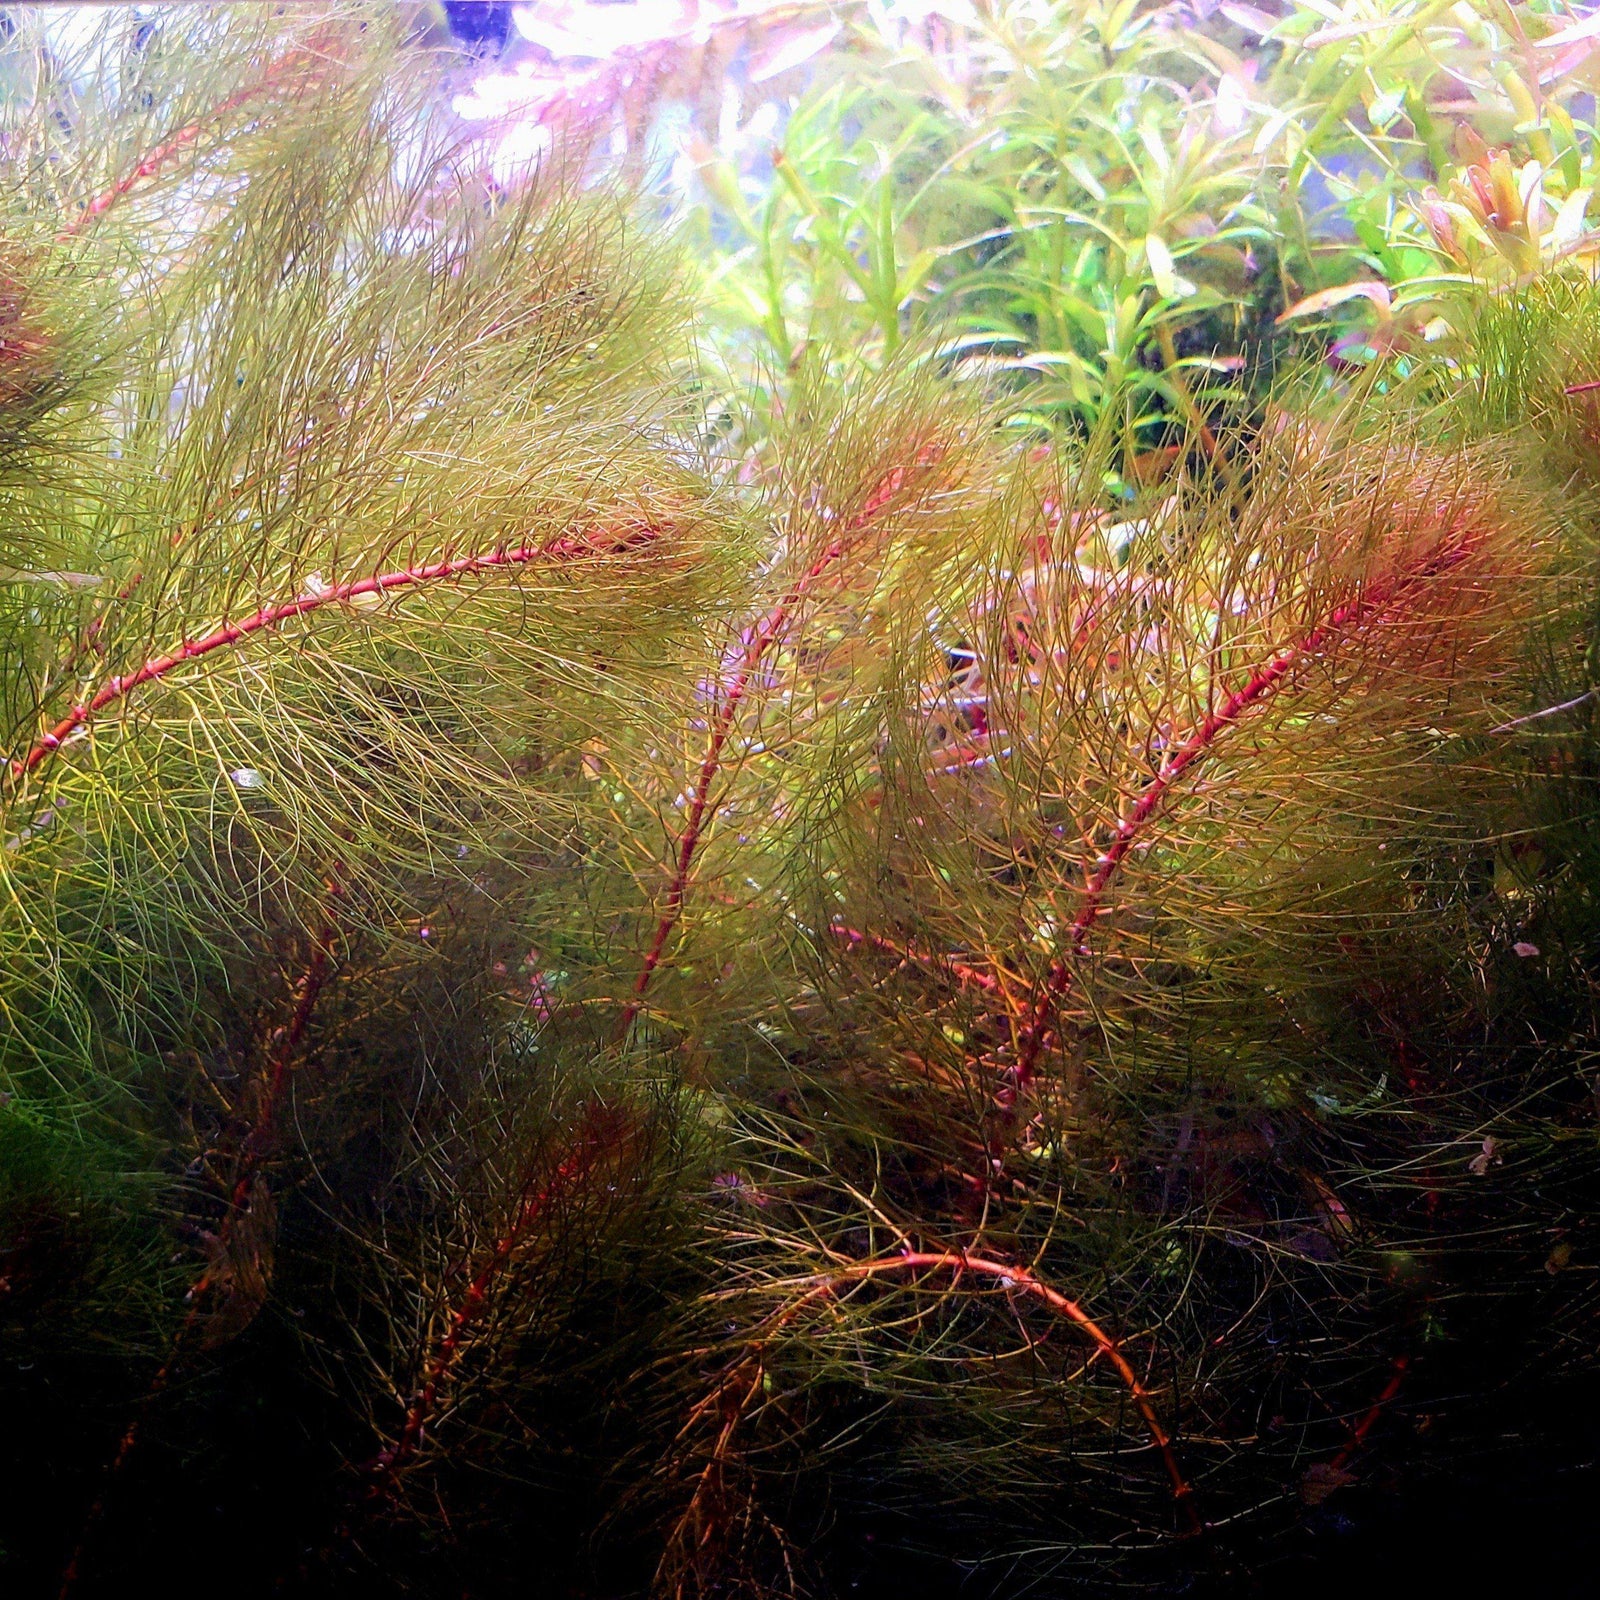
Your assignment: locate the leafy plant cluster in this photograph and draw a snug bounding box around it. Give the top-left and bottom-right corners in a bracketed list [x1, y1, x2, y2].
[679, 0, 1600, 433]
[480, 0, 1600, 458]
[1, 7, 1600, 1600]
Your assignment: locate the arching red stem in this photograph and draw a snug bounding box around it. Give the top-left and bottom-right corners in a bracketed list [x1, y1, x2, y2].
[1331, 1352, 1411, 1473]
[791, 1249, 1201, 1532]
[660, 1238, 1202, 1578]
[615, 541, 844, 1034]
[60, 59, 306, 238]
[207, 899, 342, 1239]
[827, 922, 1003, 996]
[57, 898, 342, 1600]
[616, 454, 938, 1037]
[1007, 538, 1479, 1096]
[10, 522, 664, 783]
[377, 456, 941, 1530]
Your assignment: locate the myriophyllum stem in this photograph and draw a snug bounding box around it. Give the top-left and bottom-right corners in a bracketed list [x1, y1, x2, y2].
[369, 457, 938, 1500]
[1006, 534, 1480, 1097]
[655, 1354, 770, 1587]
[780, 1248, 1201, 1533]
[1330, 1352, 1411, 1474]
[616, 538, 845, 1033]
[54, 435, 321, 691]
[618, 454, 937, 1037]
[60, 59, 304, 238]
[206, 901, 341, 1261]
[827, 922, 1003, 997]
[364, 1106, 630, 1489]
[660, 1239, 1203, 1577]
[57, 904, 341, 1600]
[370, 457, 940, 1533]
[63, 93, 254, 234]
[10, 524, 664, 785]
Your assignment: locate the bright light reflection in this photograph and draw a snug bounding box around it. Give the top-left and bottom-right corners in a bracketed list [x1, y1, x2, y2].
[513, 0, 709, 57]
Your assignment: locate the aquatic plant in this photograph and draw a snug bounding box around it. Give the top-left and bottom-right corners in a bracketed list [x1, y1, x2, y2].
[0, 7, 1598, 1599]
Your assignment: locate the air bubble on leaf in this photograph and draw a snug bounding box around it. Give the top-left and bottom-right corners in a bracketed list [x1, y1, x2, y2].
[229, 768, 263, 789]
[1367, 88, 1405, 129]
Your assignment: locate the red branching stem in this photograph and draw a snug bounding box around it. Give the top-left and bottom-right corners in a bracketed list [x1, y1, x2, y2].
[616, 544, 843, 1035]
[65, 117, 221, 232]
[400, 460, 933, 1550]
[58, 434, 320, 687]
[802, 1250, 1201, 1532]
[204, 902, 341, 1249]
[54, 1342, 189, 1600]
[655, 1354, 770, 1589]
[75, 572, 144, 666]
[59, 64, 298, 238]
[657, 1232, 1197, 1576]
[9, 523, 663, 784]
[1331, 1353, 1411, 1473]
[365, 1106, 630, 1487]
[616, 457, 932, 1036]
[827, 922, 1001, 996]
[56, 903, 341, 1600]
[1006, 538, 1479, 1097]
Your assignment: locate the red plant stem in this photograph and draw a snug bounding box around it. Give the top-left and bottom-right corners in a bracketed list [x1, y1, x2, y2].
[59, 63, 300, 238]
[73, 572, 144, 666]
[9, 523, 664, 784]
[655, 1353, 770, 1587]
[1006, 539, 1478, 1098]
[802, 1249, 1202, 1533]
[615, 544, 842, 1035]
[1331, 1353, 1411, 1473]
[64, 113, 230, 232]
[365, 1106, 630, 1487]
[378, 461, 937, 1520]
[827, 922, 1001, 996]
[57, 905, 341, 1600]
[659, 1233, 1204, 1573]
[57, 432, 320, 689]
[204, 903, 341, 1252]
[616, 457, 931, 1037]
[55, 1338, 191, 1600]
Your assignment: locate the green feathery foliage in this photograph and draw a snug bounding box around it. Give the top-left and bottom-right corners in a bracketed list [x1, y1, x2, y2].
[0, 7, 1598, 1600]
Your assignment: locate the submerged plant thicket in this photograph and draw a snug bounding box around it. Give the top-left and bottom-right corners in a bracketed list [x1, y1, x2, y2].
[2, 6, 1600, 1597]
